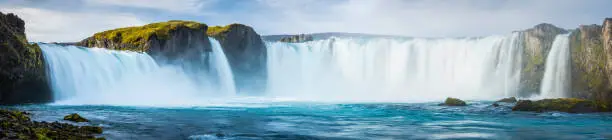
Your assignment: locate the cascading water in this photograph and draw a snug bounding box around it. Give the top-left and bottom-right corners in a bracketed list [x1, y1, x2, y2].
[266, 33, 524, 102]
[540, 34, 571, 98]
[40, 42, 237, 106]
[208, 37, 237, 95]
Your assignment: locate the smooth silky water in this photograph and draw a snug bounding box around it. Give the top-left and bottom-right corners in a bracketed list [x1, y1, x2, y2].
[8, 35, 612, 139]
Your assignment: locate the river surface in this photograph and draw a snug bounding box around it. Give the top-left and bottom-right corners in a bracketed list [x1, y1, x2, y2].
[8, 101, 612, 140]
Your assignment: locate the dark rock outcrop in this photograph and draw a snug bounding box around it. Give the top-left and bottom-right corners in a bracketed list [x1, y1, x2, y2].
[78, 20, 212, 66]
[0, 109, 103, 139]
[519, 23, 568, 96]
[440, 97, 467, 106]
[279, 34, 314, 43]
[63, 113, 89, 122]
[496, 97, 517, 103]
[0, 12, 51, 104]
[512, 98, 607, 113]
[207, 24, 267, 93]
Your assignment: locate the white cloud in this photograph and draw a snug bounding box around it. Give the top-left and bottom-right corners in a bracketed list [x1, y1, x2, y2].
[84, 0, 208, 14]
[248, 0, 611, 37]
[3, 7, 146, 42]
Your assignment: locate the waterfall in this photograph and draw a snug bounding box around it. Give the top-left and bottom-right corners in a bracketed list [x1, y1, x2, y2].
[266, 33, 524, 102]
[208, 37, 237, 95]
[540, 34, 571, 98]
[40, 42, 236, 106]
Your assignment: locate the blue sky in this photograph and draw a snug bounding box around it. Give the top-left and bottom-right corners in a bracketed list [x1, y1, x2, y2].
[1, 0, 611, 42]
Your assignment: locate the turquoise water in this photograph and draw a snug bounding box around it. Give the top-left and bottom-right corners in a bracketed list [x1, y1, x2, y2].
[9, 101, 612, 140]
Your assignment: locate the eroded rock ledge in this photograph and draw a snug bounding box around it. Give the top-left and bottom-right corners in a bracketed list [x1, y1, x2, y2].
[0, 12, 51, 105]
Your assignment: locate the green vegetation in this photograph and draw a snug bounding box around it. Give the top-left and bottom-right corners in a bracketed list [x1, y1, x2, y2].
[569, 28, 608, 100]
[512, 98, 608, 113]
[496, 97, 517, 103]
[0, 109, 104, 139]
[442, 97, 467, 106]
[63, 113, 89, 122]
[207, 23, 240, 42]
[90, 20, 207, 51]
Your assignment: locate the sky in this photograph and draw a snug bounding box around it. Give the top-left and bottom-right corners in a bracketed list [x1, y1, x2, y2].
[0, 0, 611, 42]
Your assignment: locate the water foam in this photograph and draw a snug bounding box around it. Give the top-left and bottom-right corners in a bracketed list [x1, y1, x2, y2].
[266, 33, 524, 102]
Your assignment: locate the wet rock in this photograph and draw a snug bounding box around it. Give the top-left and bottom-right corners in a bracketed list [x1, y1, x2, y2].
[512, 98, 608, 113]
[63, 113, 89, 122]
[496, 97, 517, 103]
[441, 97, 467, 106]
[0, 109, 103, 139]
[492, 102, 500, 107]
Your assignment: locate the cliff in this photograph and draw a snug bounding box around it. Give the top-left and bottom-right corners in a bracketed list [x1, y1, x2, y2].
[519, 23, 568, 96]
[0, 12, 51, 104]
[80, 22, 268, 93]
[78, 20, 212, 64]
[207, 24, 267, 93]
[279, 34, 314, 43]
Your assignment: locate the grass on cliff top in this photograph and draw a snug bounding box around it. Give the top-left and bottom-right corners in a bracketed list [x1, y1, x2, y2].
[92, 20, 206, 48]
[207, 23, 243, 41]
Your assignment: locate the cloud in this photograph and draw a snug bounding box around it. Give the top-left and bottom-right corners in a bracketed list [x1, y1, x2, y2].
[84, 0, 209, 14]
[1, 0, 611, 42]
[3, 7, 146, 42]
[245, 0, 612, 37]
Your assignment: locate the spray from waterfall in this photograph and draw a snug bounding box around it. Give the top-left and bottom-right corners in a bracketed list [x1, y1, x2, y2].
[540, 34, 571, 98]
[208, 37, 237, 96]
[266, 33, 524, 102]
[40, 42, 237, 106]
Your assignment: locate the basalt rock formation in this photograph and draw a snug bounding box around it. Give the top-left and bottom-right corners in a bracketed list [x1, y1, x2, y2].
[0, 12, 51, 104]
[519, 23, 568, 96]
[78, 20, 212, 66]
[207, 24, 267, 93]
[279, 34, 314, 43]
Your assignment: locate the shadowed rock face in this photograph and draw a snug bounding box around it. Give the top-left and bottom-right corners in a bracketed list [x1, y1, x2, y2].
[78, 21, 212, 65]
[208, 24, 267, 94]
[519, 23, 568, 96]
[0, 12, 51, 104]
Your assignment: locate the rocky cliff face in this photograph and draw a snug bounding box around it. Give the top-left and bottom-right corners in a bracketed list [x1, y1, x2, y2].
[279, 34, 314, 43]
[208, 24, 267, 93]
[78, 20, 212, 65]
[570, 24, 607, 100]
[519, 23, 568, 96]
[0, 12, 51, 104]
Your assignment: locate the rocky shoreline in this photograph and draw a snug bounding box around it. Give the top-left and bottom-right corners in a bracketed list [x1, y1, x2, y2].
[0, 109, 103, 139]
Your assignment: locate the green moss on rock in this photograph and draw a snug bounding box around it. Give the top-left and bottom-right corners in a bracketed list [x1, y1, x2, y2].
[89, 20, 207, 51]
[206, 23, 241, 42]
[0, 109, 103, 139]
[512, 98, 608, 113]
[0, 12, 51, 104]
[441, 97, 467, 106]
[63, 113, 89, 122]
[496, 97, 517, 103]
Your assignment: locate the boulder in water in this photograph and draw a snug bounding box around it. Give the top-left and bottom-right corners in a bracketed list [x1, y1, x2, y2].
[441, 97, 467, 106]
[496, 97, 517, 103]
[63, 113, 89, 122]
[512, 98, 608, 113]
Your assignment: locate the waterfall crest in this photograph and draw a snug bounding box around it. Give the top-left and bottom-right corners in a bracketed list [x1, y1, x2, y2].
[266, 33, 524, 102]
[209, 37, 237, 96]
[540, 34, 571, 98]
[40, 42, 237, 106]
